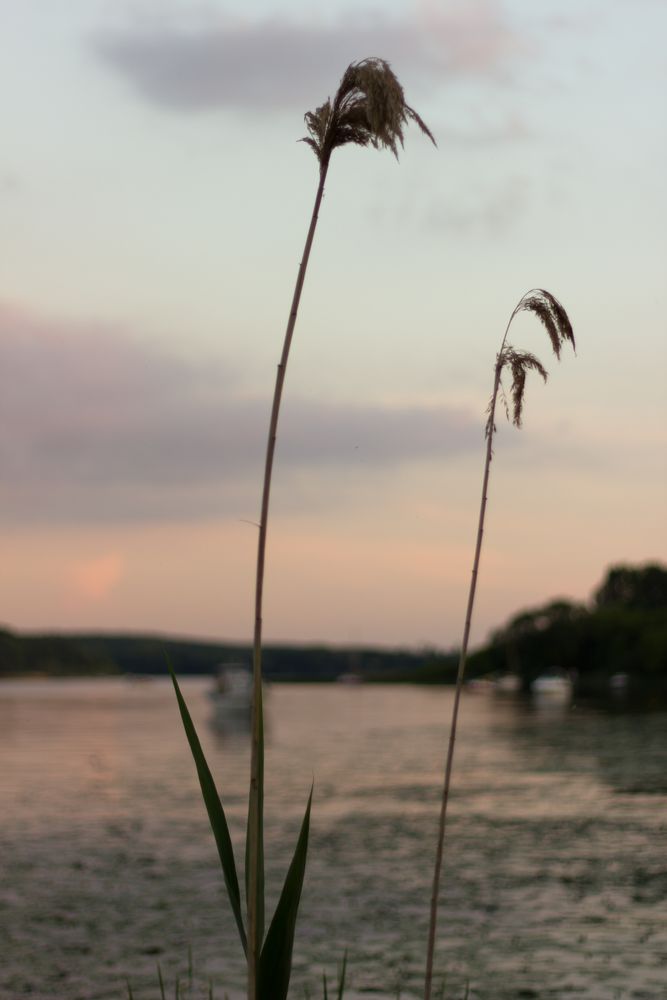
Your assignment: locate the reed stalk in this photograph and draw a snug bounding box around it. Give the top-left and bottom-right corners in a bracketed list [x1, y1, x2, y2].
[246, 59, 434, 1000]
[247, 159, 328, 999]
[424, 289, 575, 1000]
[169, 59, 432, 1000]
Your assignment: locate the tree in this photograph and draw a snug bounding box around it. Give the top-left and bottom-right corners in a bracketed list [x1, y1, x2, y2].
[594, 564, 667, 611]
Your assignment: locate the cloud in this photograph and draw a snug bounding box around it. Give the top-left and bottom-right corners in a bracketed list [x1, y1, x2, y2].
[0, 170, 21, 195]
[435, 113, 532, 148]
[92, 2, 522, 113]
[0, 304, 482, 524]
[422, 174, 528, 235]
[368, 171, 529, 237]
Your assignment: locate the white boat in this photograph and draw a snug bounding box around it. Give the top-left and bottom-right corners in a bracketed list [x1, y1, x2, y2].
[466, 677, 496, 693]
[208, 663, 253, 726]
[531, 674, 572, 702]
[494, 674, 521, 693]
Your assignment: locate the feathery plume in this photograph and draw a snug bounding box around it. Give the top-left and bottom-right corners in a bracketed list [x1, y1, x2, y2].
[517, 288, 575, 360]
[302, 58, 435, 169]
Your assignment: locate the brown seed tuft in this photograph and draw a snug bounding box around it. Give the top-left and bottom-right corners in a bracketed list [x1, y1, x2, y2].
[491, 290, 575, 428]
[497, 346, 548, 427]
[302, 58, 435, 169]
[519, 289, 575, 359]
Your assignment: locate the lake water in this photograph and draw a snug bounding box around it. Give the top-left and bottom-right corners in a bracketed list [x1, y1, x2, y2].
[0, 679, 665, 1000]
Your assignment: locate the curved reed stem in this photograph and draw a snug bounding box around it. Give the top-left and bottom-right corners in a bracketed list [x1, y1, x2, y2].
[247, 158, 330, 999]
[424, 291, 574, 1000]
[242, 58, 433, 1000]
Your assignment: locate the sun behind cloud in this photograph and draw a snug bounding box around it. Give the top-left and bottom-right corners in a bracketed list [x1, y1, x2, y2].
[69, 553, 125, 602]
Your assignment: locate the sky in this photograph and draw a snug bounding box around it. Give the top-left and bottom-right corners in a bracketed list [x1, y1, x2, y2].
[1, 0, 665, 649]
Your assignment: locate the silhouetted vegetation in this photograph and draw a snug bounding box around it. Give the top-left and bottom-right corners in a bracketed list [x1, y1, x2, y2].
[0, 627, 114, 677]
[594, 563, 667, 611]
[2, 565, 663, 689]
[467, 562, 667, 697]
[0, 627, 452, 682]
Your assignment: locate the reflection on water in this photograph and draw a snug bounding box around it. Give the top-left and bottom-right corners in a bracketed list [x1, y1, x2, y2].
[0, 680, 665, 999]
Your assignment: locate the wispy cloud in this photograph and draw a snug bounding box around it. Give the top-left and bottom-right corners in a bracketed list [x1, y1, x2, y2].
[0, 169, 21, 195]
[435, 114, 531, 148]
[92, 2, 522, 113]
[422, 174, 529, 235]
[0, 304, 482, 524]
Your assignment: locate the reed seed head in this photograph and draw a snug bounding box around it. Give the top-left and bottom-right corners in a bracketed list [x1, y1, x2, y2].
[302, 57, 435, 169]
[487, 289, 574, 434]
[503, 347, 548, 427]
[517, 288, 575, 359]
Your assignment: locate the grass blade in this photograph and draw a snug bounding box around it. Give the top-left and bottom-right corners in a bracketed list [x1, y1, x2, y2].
[257, 787, 313, 1000]
[246, 680, 265, 957]
[157, 963, 166, 1000]
[336, 952, 347, 1000]
[168, 661, 247, 954]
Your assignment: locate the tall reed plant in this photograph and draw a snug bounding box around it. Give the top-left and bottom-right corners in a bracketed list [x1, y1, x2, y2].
[170, 58, 433, 1000]
[246, 57, 433, 1000]
[423, 289, 575, 1000]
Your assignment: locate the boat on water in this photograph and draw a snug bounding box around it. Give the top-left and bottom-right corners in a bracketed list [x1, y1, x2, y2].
[494, 673, 521, 694]
[466, 677, 497, 693]
[531, 673, 572, 702]
[208, 663, 253, 727]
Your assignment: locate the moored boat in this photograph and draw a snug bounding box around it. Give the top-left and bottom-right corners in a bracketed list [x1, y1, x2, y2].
[208, 663, 253, 726]
[531, 673, 572, 702]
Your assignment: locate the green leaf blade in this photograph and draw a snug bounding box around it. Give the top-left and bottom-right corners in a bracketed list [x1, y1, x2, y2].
[336, 952, 347, 1000]
[246, 679, 265, 955]
[168, 662, 247, 955]
[257, 787, 313, 1000]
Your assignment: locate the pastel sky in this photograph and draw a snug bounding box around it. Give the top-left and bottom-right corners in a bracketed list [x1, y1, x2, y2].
[1, 0, 665, 649]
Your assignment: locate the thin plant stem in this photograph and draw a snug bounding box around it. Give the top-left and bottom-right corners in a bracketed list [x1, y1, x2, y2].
[244, 59, 433, 1000]
[424, 294, 553, 999]
[423, 370, 499, 999]
[247, 157, 330, 999]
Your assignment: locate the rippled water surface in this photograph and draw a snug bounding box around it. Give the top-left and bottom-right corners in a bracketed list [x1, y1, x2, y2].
[1, 679, 665, 999]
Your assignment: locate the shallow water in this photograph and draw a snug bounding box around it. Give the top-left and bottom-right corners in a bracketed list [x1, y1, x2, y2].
[0, 679, 665, 999]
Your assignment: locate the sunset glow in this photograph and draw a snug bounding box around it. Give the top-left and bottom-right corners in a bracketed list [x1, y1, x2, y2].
[1, 0, 665, 647]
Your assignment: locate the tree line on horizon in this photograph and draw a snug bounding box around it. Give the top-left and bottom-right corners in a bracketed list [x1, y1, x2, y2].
[0, 625, 450, 680]
[0, 562, 664, 686]
[463, 562, 667, 696]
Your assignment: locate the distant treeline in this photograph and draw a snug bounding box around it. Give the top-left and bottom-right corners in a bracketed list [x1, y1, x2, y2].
[2, 563, 664, 687]
[464, 563, 667, 696]
[0, 627, 456, 682]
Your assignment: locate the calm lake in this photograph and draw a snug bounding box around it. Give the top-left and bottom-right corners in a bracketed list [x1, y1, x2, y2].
[1, 679, 665, 1000]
